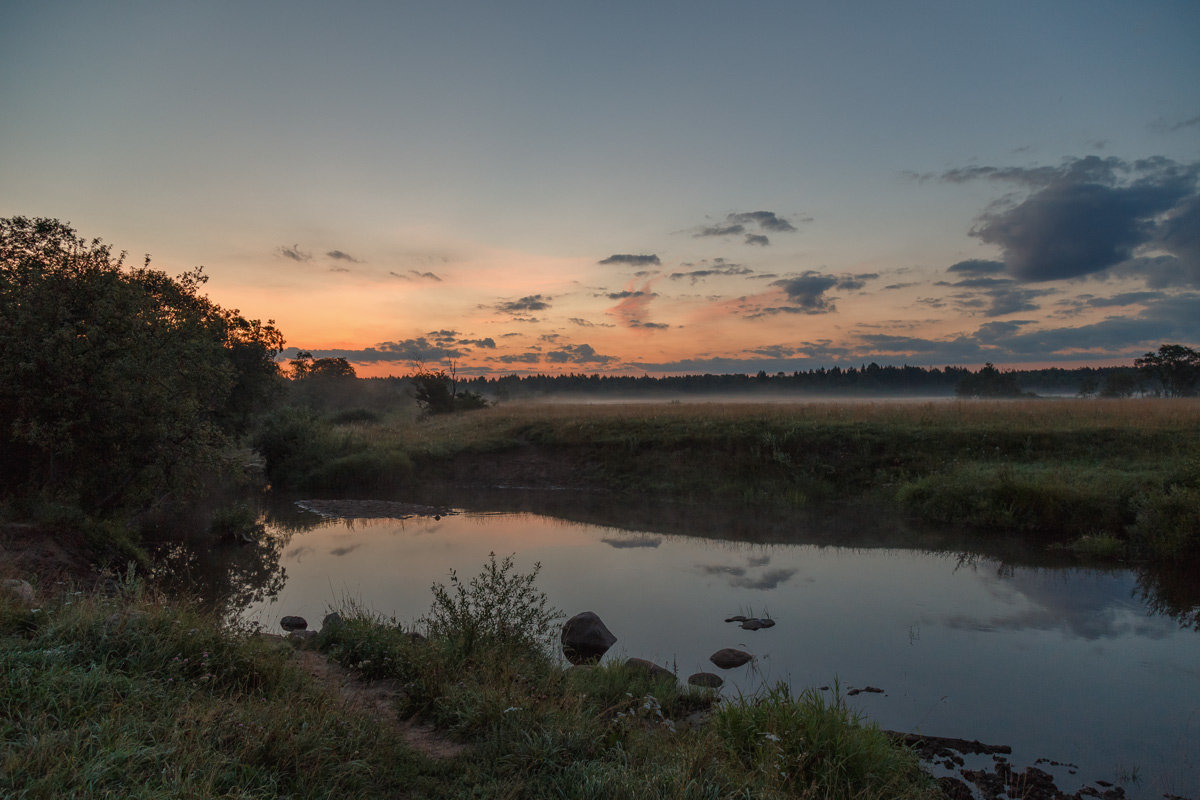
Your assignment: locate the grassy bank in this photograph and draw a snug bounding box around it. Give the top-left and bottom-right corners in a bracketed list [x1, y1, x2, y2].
[2, 559, 936, 799]
[257, 399, 1200, 560]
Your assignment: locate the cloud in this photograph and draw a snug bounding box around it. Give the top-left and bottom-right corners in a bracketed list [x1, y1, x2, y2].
[545, 343, 616, 364]
[604, 290, 654, 300]
[326, 249, 361, 263]
[669, 259, 754, 284]
[568, 317, 615, 328]
[608, 278, 663, 328]
[728, 210, 798, 232]
[694, 223, 745, 238]
[1150, 114, 1200, 134]
[939, 156, 1200, 281]
[729, 568, 798, 591]
[390, 270, 443, 282]
[599, 254, 661, 266]
[947, 259, 1006, 275]
[691, 210, 803, 244]
[771, 272, 839, 311]
[458, 337, 496, 349]
[496, 295, 551, 313]
[278, 244, 312, 262]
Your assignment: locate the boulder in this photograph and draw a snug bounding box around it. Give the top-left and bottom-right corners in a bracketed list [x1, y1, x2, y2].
[724, 615, 748, 623]
[280, 615, 308, 632]
[687, 671, 724, 689]
[624, 657, 675, 682]
[321, 612, 343, 629]
[709, 648, 753, 669]
[561, 611, 616, 665]
[1, 578, 34, 606]
[740, 619, 766, 631]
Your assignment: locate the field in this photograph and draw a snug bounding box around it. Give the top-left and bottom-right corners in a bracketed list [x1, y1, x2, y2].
[256, 398, 1200, 562]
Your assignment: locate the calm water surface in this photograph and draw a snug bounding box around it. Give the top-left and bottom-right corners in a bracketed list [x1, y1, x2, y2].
[237, 502, 1199, 798]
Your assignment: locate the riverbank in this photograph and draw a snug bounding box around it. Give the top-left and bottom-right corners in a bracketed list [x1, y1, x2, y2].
[2, 560, 938, 800]
[256, 398, 1200, 562]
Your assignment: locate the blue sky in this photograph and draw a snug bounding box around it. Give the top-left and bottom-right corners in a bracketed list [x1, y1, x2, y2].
[3, 1, 1198, 375]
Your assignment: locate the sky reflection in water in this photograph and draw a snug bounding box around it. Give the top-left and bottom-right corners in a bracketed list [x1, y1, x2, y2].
[244, 510, 1199, 797]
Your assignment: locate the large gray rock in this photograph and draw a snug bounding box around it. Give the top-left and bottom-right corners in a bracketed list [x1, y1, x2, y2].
[625, 657, 675, 682]
[710, 648, 753, 669]
[561, 611, 617, 665]
[280, 615, 308, 632]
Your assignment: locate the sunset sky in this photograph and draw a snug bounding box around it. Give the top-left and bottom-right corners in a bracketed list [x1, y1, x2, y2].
[3, 1, 1198, 377]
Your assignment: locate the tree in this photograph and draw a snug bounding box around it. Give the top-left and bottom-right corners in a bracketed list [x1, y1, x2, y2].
[955, 363, 1024, 398]
[0, 216, 285, 513]
[1135, 344, 1200, 397]
[410, 364, 488, 415]
[287, 351, 356, 380]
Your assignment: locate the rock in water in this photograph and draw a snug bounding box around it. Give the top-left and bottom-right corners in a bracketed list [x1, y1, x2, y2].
[322, 612, 343, 629]
[724, 615, 748, 623]
[280, 615, 308, 632]
[561, 611, 617, 665]
[687, 672, 724, 688]
[625, 657, 675, 682]
[709, 648, 753, 669]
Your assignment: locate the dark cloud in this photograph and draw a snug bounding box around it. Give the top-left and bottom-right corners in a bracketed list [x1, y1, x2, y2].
[940, 156, 1200, 282]
[729, 210, 798, 232]
[390, 270, 443, 282]
[568, 317, 615, 328]
[458, 337, 496, 349]
[326, 250, 361, 263]
[496, 352, 541, 364]
[694, 223, 746, 238]
[278, 244, 311, 262]
[329, 267, 351, 273]
[691, 211, 802, 244]
[947, 259, 1006, 275]
[599, 254, 661, 266]
[496, 295, 551, 313]
[669, 259, 754, 283]
[630, 320, 669, 329]
[1150, 114, 1200, 134]
[771, 272, 839, 312]
[604, 290, 654, 300]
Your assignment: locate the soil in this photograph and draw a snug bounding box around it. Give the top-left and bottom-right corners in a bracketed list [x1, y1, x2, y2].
[289, 645, 465, 760]
[0, 523, 100, 586]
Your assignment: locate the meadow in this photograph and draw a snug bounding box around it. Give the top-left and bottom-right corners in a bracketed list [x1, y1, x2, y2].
[256, 398, 1200, 562]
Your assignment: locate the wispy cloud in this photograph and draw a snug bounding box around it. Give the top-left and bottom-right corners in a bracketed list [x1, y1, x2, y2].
[278, 243, 312, 262]
[496, 294, 552, 314]
[326, 249, 361, 263]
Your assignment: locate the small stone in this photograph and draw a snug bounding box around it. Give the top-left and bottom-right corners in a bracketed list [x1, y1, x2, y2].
[709, 648, 752, 669]
[280, 615, 308, 632]
[1, 578, 34, 606]
[687, 671, 723, 688]
[625, 657, 675, 682]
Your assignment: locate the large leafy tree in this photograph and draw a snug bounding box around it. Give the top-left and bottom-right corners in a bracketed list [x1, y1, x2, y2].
[1136, 344, 1200, 397]
[0, 217, 285, 512]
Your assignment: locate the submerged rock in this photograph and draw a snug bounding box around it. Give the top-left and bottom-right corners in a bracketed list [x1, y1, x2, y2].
[561, 611, 617, 665]
[724, 615, 748, 623]
[709, 648, 753, 669]
[687, 671, 724, 689]
[280, 615, 308, 632]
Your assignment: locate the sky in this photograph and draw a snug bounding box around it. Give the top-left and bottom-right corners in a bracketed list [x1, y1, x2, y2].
[3, 1, 1198, 377]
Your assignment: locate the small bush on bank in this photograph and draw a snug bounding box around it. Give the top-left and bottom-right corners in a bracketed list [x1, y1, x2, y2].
[1131, 484, 1200, 559]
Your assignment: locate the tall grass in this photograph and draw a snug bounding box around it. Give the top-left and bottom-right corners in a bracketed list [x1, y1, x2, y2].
[255, 398, 1200, 559]
[0, 573, 438, 800]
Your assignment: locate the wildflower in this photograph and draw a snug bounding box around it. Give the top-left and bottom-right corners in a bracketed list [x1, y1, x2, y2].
[761, 732, 780, 742]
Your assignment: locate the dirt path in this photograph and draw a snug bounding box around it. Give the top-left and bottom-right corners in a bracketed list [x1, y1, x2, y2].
[291, 647, 466, 760]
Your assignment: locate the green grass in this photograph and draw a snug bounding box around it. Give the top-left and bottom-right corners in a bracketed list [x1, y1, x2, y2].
[256, 398, 1200, 561]
[0, 573, 441, 800]
[1, 558, 939, 799]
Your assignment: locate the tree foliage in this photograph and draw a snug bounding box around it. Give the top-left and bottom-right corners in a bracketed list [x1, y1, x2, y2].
[954, 362, 1025, 398]
[0, 216, 285, 512]
[410, 366, 488, 415]
[1136, 344, 1200, 397]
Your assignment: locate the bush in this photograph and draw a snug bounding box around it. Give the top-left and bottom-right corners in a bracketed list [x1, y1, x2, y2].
[1131, 484, 1200, 559]
[422, 552, 562, 660]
